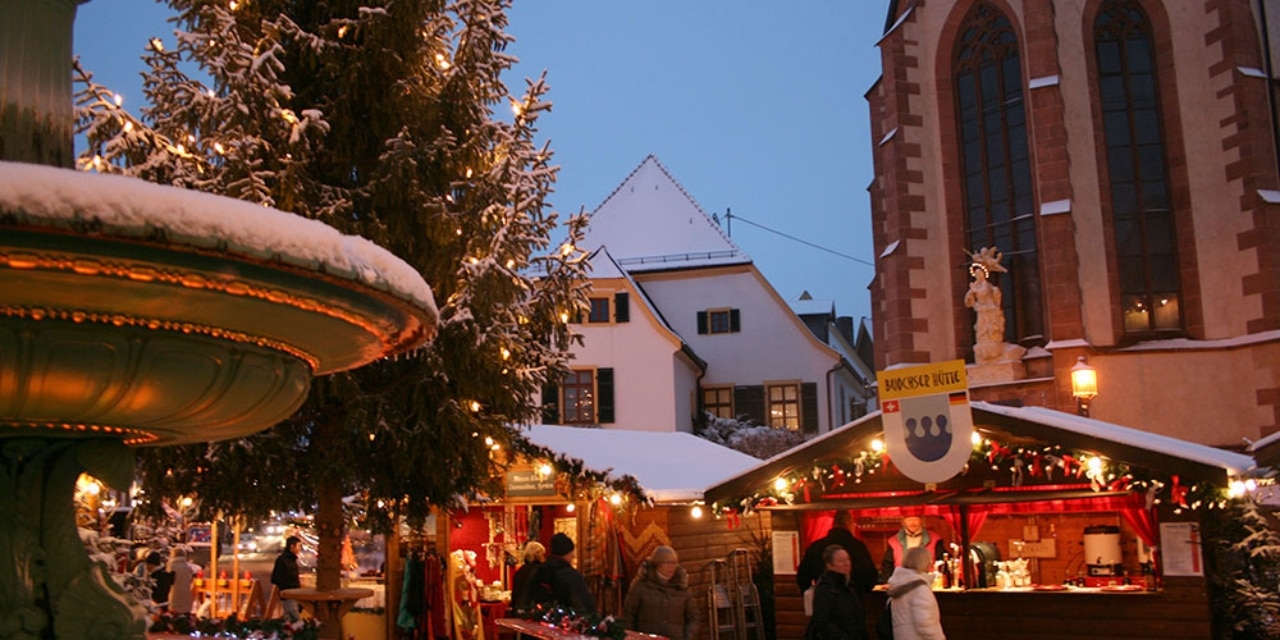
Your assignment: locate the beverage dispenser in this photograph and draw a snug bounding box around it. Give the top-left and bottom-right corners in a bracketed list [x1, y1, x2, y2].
[1083, 525, 1123, 576]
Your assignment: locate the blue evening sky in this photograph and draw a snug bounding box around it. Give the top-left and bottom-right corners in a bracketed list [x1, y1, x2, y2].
[74, 1, 888, 325]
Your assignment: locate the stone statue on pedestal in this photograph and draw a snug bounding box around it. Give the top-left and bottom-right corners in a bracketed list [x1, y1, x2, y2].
[964, 247, 1026, 382]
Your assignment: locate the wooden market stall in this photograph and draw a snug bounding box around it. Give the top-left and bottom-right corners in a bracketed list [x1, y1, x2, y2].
[388, 425, 762, 640]
[703, 402, 1257, 640]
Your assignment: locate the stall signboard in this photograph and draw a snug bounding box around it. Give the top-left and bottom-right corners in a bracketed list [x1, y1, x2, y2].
[505, 469, 558, 498]
[877, 360, 974, 484]
[1159, 522, 1204, 576]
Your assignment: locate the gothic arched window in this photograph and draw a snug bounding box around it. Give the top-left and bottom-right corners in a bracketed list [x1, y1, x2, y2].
[954, 2, 1042, 345]
[1096, 1, 1182, 335]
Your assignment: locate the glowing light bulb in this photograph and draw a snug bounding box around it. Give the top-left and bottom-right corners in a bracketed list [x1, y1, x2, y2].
[338, 25, 349, 38]
[123, 120, 134, 132]
[691, 505, 704, 519]
[470, 400, 481, 412]
[538, 463, 553, 477]
[484, 437, 494, 446]
[774, 477, 788, 491]
[436, 53, 451, 70]
[501, 348, 511, 360]
[1087, 456, 1103, 473]
[150, 38, 164, 52]
[609, 494, 622, 505]
[566, 504, 575, 513]
[971, 432, 982, 446]
[113, 94, 123, 107]
[871, 439, 884, 452]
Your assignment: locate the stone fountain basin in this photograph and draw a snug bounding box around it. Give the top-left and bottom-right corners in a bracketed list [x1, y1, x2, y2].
[0, 162, 438, 445]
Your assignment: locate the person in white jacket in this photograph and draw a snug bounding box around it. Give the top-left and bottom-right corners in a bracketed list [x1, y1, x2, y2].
[885, 546, 945, 640]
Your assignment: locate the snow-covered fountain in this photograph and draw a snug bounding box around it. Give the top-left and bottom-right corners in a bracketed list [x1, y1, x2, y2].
[0, 3, 438, 638]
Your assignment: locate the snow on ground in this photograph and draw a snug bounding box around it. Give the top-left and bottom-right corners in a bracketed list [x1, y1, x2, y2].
[0, 161, 436, 312]
[521, 424, 761, 503]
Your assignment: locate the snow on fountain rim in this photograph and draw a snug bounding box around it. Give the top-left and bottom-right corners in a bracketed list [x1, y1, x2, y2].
[0, 161, 436, 313]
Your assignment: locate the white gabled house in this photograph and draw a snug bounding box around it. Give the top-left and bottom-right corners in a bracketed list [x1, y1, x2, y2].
[540, 155, 875, 435]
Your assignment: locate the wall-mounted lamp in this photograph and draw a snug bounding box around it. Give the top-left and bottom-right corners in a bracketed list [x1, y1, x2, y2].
[1071, 356, 1098, 417]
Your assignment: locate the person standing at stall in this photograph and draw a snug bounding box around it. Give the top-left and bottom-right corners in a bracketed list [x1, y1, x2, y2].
[880, 516, 945, 581]
[885, 546, 945, 640]
[271, 535, 303, 621]
[803, 545, 869, 640]
[510, 541, 546, 611]
[531, 533, 596, 614]
[797, 511, 878, 604]
[623, 546, 698, 640]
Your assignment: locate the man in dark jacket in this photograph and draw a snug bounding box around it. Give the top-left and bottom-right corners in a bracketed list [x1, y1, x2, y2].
[803, 546, 869, 640]
[796, 511, 877, 604]
[271, 536, 303, 621]
[531, 533, 596, 613]
[623, 546, 698, 640]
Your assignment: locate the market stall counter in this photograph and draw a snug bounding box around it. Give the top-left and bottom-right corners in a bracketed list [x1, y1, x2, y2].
[704, 403, 1257, 640]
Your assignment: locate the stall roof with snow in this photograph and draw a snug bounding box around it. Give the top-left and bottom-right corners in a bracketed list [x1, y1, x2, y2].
[705, 401, 1256, 512]
[520, 424, 760, 503]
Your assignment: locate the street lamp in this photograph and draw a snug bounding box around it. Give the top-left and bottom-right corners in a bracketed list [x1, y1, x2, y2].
[1071, 356, 1098, 417]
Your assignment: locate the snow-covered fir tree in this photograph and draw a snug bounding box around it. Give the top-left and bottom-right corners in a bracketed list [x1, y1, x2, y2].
[1207, 496, 1280, 638]
[699, 413, 806, 460]
[76, 0, 590, 592]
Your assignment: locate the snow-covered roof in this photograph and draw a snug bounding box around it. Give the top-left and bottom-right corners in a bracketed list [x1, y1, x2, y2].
[521, 424, 760, 503]
[973, 402, 1255, 475]
[789, 297, 835, 317]
[705, 403, 1255, 505]
[583, 156, 750, 272]
[0, 162, 436, 311]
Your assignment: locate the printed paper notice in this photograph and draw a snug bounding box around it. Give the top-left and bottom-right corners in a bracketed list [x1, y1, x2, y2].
[1159, 522, 1204, 577]
[773, 531, 800, 575]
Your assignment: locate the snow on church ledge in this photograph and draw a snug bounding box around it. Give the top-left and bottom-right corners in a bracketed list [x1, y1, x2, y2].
[0, 161, 436, 311]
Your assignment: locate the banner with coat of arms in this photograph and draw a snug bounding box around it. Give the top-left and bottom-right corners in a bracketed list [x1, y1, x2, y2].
[877, 360, 974, 484]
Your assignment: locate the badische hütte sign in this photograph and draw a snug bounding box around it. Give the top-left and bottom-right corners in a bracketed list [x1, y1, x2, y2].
[877, 360, 974, 484]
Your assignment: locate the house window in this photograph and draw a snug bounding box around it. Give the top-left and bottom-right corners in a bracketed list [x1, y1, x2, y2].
[587, 297, 611, 324]
[704, 387, 734, 419]
[767, 383, 800, 431]
[562, 370, 596, 424]
[1095, 1, 1182, 335]
[697, 308, 741, 334]
[953, 2, 1043, 345]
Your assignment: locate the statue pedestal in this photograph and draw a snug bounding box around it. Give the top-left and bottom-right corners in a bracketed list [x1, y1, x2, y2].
[968, 361, 1027, 385]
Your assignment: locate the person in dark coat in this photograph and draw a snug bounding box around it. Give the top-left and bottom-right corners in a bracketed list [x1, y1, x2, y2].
[531, 533, 596, 613]
[271, 536, 303, 621]
[510, 541, 546, 610]
[623, 546, 698, 640]
[803, 545, 869, 640]
[143, 551, 174, 608]
[796, 511, 878, 599]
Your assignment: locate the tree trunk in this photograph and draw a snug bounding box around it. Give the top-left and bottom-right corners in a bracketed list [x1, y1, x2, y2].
[314, 415, 345, 593]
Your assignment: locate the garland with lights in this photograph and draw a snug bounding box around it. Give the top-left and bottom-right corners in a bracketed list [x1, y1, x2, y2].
[712, 433, 1259, 518]
[513, 602, 627, 640]
[148, 612, 321, 639]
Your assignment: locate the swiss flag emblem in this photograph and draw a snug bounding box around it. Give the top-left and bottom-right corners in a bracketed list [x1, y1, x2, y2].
[884, 400, 900, 413]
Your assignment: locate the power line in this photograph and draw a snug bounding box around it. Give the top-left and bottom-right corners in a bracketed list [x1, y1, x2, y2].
[723, 211, 875, 268]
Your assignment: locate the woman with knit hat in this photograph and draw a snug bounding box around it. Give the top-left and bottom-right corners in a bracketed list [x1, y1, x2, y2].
[623, 546, 698, 640]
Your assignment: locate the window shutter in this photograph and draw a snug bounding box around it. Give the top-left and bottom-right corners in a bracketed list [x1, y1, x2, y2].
[734, 385, 765, 425]
[614, 292, 630, 323]
[541, 384, 559, 424]
[730, 308, 741, 332]
[597, 368, 615, 424]
[697, 311, 709, 334]
[802, 382, 818, 434]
